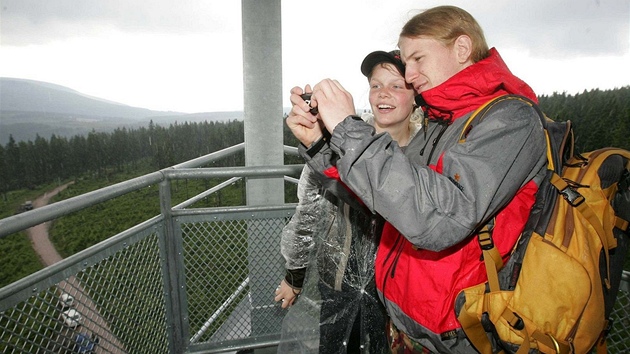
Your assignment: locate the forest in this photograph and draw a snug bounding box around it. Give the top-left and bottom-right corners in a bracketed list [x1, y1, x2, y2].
[0, 119, 248, 197]
[538, 87, 630, 153]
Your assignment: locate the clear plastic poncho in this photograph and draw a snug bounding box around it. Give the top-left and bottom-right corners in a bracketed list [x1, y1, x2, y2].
[278, 164, 388, 354]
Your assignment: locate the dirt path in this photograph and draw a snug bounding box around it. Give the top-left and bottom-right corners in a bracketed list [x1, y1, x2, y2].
[26, 183, 125, 353]
[27, 182, 73, 266]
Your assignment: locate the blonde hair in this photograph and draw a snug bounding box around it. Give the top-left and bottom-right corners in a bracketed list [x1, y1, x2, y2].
[408, 105, 424, 139]
[400, 6, 489, 63]
[410, 104, 423, 126]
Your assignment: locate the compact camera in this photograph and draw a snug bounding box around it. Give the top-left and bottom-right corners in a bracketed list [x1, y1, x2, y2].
[300, 93, 319, 115]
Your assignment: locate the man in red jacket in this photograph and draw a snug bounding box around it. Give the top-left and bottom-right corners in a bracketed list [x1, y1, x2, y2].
[286, 5, 547, 353]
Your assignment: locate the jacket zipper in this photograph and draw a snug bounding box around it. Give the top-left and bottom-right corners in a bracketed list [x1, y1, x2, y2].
[381, 232, 405, 300]
[426, 120, 450, 164]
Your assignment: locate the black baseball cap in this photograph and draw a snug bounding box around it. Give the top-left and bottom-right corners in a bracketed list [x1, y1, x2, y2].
[360, 50, 405, 78]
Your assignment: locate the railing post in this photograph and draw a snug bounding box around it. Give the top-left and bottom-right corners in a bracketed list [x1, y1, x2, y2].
[159, 178, 188, 353]
[242, 0, 286, 337]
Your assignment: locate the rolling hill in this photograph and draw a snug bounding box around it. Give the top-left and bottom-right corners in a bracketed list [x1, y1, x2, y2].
[0, 77, 243, 144]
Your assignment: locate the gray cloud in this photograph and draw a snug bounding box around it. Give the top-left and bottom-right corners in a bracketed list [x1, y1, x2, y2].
[0, 0, 239, 46]
[473, 0, 629, 58]
[2, 0, 627, 57]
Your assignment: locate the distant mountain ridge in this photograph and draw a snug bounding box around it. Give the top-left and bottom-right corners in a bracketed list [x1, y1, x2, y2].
[1, 77, 182, 120]
[0, 77, 243, 144]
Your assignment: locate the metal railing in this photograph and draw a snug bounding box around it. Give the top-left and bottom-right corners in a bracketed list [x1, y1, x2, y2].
[1, 144, 629, 353]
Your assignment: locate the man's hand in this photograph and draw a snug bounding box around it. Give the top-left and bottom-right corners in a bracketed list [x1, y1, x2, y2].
[311, 79, 356, 133]
[286, 85, 324, 147]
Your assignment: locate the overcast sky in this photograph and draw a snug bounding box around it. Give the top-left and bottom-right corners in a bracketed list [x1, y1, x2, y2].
[1, 0, 629, 113]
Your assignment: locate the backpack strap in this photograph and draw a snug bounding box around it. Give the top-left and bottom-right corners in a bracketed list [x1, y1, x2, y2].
[478, 222, 502, 291]
[460, 94, 547, 284]
[458, 95, 513, 142]
[457, 310, 501, 354]
[457, 95, 577, 354]
[615, 217, 629, 232]
[550, 172, 614, 288]
[458, 95, 516, 290]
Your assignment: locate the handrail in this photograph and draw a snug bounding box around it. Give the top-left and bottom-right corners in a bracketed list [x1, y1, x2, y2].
[0, 215, 163, 310]
[0, 170, 165, 238]
[173, 177, 243, 210]
[162, 165, 303, 180]
[0, 144, 301, 239]
[190, 277, 250, 343]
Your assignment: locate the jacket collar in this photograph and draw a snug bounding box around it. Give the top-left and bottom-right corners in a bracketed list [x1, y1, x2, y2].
[420, 48, 537, 122]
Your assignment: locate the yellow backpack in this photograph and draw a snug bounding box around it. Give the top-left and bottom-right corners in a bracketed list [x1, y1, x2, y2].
[455, 95, 630, 354]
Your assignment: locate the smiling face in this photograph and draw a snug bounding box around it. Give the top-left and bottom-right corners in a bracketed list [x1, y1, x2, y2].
[368, 63, 416, 132]
[399, 35, 473, 94]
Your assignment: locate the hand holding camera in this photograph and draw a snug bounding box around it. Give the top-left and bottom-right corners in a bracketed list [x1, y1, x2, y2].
[300, 93, 319, 115]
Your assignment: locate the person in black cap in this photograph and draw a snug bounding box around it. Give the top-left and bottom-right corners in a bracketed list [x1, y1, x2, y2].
[359, 50, 422, 148]
[360, 50, 405, 78]
[276, 49, 422, 354]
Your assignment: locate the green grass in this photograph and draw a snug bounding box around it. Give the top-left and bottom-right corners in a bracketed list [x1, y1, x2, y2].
[0, 232, 44, 287]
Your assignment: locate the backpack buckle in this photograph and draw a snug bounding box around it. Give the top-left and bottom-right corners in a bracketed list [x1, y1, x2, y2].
[509, 312, 525, 330]
[477, 225, 495, 251]
[559, 186, 585, 207]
